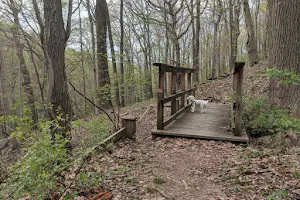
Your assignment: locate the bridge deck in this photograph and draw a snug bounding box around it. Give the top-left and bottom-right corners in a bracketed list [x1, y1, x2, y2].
[151, 104, 249, 142]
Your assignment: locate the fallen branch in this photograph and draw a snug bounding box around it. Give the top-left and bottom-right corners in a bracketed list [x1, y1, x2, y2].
[138, 106, 153, 122]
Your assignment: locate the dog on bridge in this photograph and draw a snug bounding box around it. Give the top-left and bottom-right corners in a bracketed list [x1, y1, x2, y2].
[187, 95, 208, 113]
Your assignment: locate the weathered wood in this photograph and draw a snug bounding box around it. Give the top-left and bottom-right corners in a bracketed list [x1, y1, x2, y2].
[231, 62, 245, 133]
[171, 72, 177, 115]
[121, 116, 136, 139]
[152, 104, 249, 142]
[163, 104, 190, 128]
[162, 88, 196, 104]
[188, 73, 192, 90]
[180, 73, 186, 108]
[101, 127, 126, 145]
[157, 70, 164, 130]
[234, 62, 245, 136]
[176, 99, 180, 112]
[153, 63, 195, 73]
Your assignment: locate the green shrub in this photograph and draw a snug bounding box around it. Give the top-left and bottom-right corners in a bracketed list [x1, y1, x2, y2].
[0, 134, 70, 199]
[243, 98, 300, 136]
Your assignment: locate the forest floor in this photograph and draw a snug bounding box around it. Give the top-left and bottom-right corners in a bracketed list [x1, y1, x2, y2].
[77, 62, 300, 200]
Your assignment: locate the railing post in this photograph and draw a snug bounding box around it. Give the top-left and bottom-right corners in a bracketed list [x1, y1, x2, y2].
[171, 72, 177, 115]
[233, 62, 245, 136]
[187, 73, 191, 94]
[121, 116, 136, 139]
[181, 72, 186, 108]
[157, 67, 164, 130]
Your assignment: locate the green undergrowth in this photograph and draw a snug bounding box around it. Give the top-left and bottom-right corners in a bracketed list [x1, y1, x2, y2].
[243, 97, 300, 137]
[72, 116, 112, 147]
[0, 110, 115, 199]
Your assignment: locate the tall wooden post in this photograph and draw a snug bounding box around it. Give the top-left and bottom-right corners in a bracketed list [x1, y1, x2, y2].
[187, 73, 192, 94]
[233, 62, 245, 136]
[157, 67, 164, 130]
[181, 73, 186, 108]
[171, 72, 177, 115]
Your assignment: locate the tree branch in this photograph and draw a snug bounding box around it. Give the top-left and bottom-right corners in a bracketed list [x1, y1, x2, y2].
[68, 81, 117, 130]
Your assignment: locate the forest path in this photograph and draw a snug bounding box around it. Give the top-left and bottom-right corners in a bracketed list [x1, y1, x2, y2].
[89, 102, 243, 200]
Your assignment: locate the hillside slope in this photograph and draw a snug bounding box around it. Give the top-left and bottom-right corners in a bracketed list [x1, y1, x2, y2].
[196, 61, 269, 103]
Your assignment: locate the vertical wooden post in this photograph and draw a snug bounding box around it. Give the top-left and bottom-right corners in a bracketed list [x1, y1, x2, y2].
[176, 99, 180, 112]
[187, 73, 191, 94]
[181, 72, 186, 108]
[157, 67, 164, 130]
[121, 116, 136, 139]
[233, 62, 245, 136]
[171, 72, 177, 115]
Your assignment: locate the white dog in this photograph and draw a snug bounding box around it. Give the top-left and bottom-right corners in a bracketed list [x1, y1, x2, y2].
[187, 95, 208, 113]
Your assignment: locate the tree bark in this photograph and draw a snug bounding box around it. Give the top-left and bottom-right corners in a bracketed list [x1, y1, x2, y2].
[10, 1, 38, 128]
[96, 0, 112, 109]
[242, 0, 259, 66]
[268, 0, 300, 116]
[44, 0, 73, 134]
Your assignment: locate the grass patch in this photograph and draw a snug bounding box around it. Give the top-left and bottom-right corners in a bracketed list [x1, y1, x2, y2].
[153, 176, 166, 184]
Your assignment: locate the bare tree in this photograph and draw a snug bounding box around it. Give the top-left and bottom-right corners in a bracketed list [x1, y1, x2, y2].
[242, 0, 259, 65]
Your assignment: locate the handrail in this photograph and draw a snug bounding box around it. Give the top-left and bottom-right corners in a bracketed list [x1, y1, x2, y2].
[162, 88, 196, 104]
[163, 104, 190, 128]
[153, 63, 195, 73]
[155, 62, 195, 130]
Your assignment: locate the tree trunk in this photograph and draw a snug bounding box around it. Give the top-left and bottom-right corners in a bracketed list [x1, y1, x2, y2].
[10, 1, 38, 128]
[96, 0, 112, 109]
[268, 0, 300, 116]
[86, 0, 98, 115]
[0, 50, 8, 138]
[120, 0, 125, 107]
[242, 0, 259, 66]
[106, 2, 120, 107]
[79, 5, 87, 114]
[44, 0, 73, 134]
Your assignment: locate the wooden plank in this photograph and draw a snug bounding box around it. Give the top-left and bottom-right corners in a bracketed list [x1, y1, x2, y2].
[151, 104, 249, 143]
[151, 129, 249, 142]
[171, 72, 177, 115]
[153, 63, 194, 73]
[162, 88, 196, 104]
[163, 104, 190, 127]
[181, 73, 186, 108]
[234, 62, 245, 136]
[157, 70, 164, 130]
[101, 127, 126, 145]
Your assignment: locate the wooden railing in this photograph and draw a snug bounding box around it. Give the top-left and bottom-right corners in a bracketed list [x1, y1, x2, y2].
[231, 62, 245, 136]
[154, 63, 196, 130]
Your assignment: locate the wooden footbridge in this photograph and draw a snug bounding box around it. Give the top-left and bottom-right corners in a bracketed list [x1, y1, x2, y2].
[151, 62, 249, 142]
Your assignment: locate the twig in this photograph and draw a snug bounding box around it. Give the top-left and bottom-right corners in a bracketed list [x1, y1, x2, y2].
[138, 106, 153, 122]
[68, 81, 117, 130]
[120, 112, 129, 117]
[155, 188, 174, 200]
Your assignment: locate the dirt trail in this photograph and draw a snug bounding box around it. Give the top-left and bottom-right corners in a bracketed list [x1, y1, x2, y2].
[88, 103, 245, 200]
